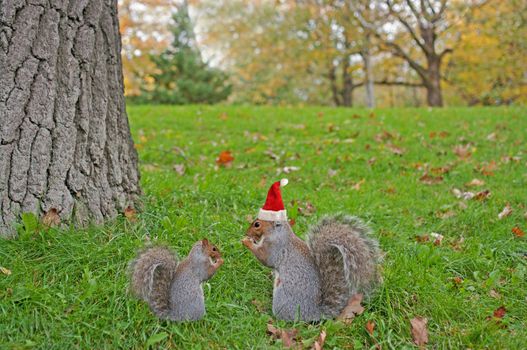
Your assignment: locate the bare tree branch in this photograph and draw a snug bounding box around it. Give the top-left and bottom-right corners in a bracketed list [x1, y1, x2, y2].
[386, 0, 430, 55]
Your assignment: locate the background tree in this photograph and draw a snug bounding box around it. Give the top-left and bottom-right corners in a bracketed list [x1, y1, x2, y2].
[139, 0, 231, 104]
[0, 0, 141, 237]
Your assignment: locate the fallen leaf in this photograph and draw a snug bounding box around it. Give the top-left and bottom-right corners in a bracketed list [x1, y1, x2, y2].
[298, 202, 316, 216]
[466, 178, 485, 187]
[124, 206, 137, 222]
[264, 149, 280, 160]
[512, 226, 525, 238]
[173, 164, 185, 176]
[281, 166, 300, 174]
[491, 306, 507, 319]
[430, 165, 452, 175]
[450, 236, 465, 251]
[474, 190, 491, 201]
[288, 218, 296, 226]
[218, 112, 228, 120]
[267, 321, 299, 349]
[374, 130, 395, 142]
[489, 289, 501, 299]
[452, 188, 475, 200]
[368, 157, 377, 165]
[42, 208, 60, 227]
[410, 317, 428, 346]
[453, 144, 472, 159]
[436, 210, 456, 219]
[338, 293, 364, 323]
[386, 143, 405, 155]
[352, 179, 366, 191]
[419, 173, 443, 185]
[365, 320, 375, 335]
[216, 151, 234, 167]
[453, 276, 463, 285]
[498, 204, 513, 220]
[312, 330, 326, 350]
[0, 267, 12, 276]
[478, 161, 498, 176]
[415, 234, 430, 243]
[328, 169, 338, 177]
[486, 132, 497, 141]
[430, 232, 444, 245]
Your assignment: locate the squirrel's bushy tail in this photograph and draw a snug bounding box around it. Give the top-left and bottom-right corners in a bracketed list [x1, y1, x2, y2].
[128, 246, 179, 318]
[307, 214, 381, 318]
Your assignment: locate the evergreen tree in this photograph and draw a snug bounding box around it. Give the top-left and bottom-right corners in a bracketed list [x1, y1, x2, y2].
[141, 1, 231, 104]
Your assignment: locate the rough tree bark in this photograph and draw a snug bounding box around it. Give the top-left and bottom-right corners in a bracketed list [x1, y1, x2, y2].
[0, 0, 141, 238]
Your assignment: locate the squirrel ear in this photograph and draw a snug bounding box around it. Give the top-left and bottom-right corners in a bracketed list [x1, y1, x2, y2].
[201, 238, 209, 247]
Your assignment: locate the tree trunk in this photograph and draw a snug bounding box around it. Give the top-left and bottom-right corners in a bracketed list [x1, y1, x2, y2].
[0, 0, 141, 238]
[425, 56, 443, 107]
[328, 64, 341, 106]
[363, 35, 375, 108]
[341, 56, 353, 107]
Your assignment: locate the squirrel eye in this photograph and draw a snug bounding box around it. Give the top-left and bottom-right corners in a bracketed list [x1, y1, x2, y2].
[254, 221, 261, 228]
[212, 247, 217, 251]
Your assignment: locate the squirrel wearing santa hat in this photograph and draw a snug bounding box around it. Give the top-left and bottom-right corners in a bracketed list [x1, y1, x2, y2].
[242, 179, 382, 322]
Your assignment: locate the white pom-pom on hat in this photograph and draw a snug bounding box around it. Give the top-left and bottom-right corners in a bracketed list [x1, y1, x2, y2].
[280, 178, 288, 187]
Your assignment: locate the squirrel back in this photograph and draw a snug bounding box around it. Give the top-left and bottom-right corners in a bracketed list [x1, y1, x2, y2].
[129, 246, 179, 318]
[307, 214, 381, 318]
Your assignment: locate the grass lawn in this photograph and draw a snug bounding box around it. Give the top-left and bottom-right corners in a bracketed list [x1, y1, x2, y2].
[1, 105, 526, 349]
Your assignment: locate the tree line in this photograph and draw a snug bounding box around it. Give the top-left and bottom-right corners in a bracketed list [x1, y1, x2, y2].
[120, 0, 526, 107]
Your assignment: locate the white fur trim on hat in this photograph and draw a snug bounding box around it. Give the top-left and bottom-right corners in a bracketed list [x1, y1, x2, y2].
[258, 208, 287, 221]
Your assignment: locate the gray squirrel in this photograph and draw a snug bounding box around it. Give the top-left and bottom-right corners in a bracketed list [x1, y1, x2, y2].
[129, 239, 223, 321]
[242, 179, 381, 321]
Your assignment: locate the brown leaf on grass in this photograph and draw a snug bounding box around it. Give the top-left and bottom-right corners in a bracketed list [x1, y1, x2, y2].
[450, 236, 465, 251]
[386, 143, 405, 156]
[368, 157, 377, 165]
[489, 289, 501, 299]
[453, 144, 472, 159]
[218, 112, 228, 121]
[419, 173, 443, 185]
[365, 321, 375, 335]
[337, 293, 365, 323]
[488, 306, 507, 320]
[311, 330, 326, 350]
[498, 204, 513, 220]
[430, 165, 452, 175]
[453, 276, 463, 285]
[0, 266, 12, 276]
[288, 218, 296, 227]
[486, 132, 497, 141]
[374, 130, 395, 143]
[267, 321, 299, 349]
[264, 149, 280, 160]
[474, 190, 491, 201]
[173, 164, 185, 176]
[42, 208, 60, 227]
[466, 178, 485, 187]
[352, 179, 365, 191]
[410, 317, 429, 347]
[415, 234, 430, 243]
[512, 226, 525, 238]
[436, 210, 456, 219]
[297, 202, 316, 216]
[478, 160, 498, 176]
[124, 206, 137, 222]
[216, 151, 234, 167]
[431, 232, 444, 246]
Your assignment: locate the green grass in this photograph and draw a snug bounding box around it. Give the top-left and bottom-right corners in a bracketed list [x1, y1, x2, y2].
[1, 106, 526, 349]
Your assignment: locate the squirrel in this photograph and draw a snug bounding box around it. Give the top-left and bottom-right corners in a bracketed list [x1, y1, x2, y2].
[242, 179, 381, 322]
[129, 239, 223, 321]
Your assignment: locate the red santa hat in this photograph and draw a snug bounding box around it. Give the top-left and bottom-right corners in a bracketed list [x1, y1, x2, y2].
[258, 179, 289, 221]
